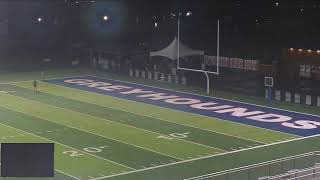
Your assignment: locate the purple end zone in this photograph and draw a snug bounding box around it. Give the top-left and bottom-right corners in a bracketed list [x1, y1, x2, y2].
[45, 76, 320, 137]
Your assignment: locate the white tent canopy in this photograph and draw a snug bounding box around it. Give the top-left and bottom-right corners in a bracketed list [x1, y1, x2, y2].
[150, 37, 204, 60]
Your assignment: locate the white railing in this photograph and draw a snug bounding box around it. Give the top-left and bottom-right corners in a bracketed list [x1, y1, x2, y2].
[266, 164, 320, 180]
[185, 151, 320, 180]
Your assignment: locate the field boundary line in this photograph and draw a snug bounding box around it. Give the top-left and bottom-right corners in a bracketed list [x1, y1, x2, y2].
[0, 94, 187, 160]
[30, 82, 266, 145]
[40, 78, 299, 139]
[55, 169, 81, 180]
[89, 75, 320, 118]
[85, 75, 302, 137]
[0, 74, 94, 85]
[0, 80, 33, 85]
[7, 90, 226, 153]
[89, 133, 320, 180]
[0, 106, 135, 171]
[0, 164, 79, 180]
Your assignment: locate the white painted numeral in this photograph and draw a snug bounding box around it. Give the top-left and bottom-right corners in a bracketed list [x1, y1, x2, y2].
[83, 146, 108, 153]
[63, 146, 108, 157]
[63, 150, 84, 157]
[157, 132, 190, 140]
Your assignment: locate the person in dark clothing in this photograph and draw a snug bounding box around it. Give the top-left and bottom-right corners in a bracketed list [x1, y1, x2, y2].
[33, 80, 38, 92]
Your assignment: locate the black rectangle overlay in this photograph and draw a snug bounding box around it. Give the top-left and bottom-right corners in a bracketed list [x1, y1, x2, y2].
[1, 143, 54, 177]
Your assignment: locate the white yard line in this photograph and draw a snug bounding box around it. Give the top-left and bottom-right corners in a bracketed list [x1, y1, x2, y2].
[55, 169, 81, 180]
[40, 77, 299, 139]
[0, 80, 33, 85]
[89, 75, 320, 118]
[0, 114, 135, 171]
[2, 94, 189, 160]
[89, 134, 320, 180]
[7, 88, 226, 153]
[0, 74, 94, 85]
[41, 82, 266, 145]
[0, 165, 80, 180]
[1, 94, 190, 161]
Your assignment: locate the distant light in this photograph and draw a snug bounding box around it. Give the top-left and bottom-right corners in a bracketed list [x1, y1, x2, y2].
[37, 17, 42, 22]
[317, 50, 320, 53]
[289, 48, 294, 51]
[103, 16, 109, 21]
[300, 8, 304, 12]
[91, 0, 95, 2]
[75, 1, 78, 3]
[308, 49, 312, 52]
[154, 22, 158, 28]
[186, 11, 192, 16]
[171, 13, 176, 17]
[275, 2, 279, 6]
[298, 49, 303, 52]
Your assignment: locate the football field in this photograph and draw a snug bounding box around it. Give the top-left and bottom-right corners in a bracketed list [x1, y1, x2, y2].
[0, 68, 319, 180]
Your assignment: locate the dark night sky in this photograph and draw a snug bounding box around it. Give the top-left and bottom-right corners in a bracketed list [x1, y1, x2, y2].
[1, 0, 320, 61]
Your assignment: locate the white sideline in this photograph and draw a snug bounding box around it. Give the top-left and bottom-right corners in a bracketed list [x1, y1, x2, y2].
[5, 74, 320, 179]
[89, 134, 320, 180]
[55, 169, 81, 180]
[12, 74, 302, 138]
[3, 95, 215, 160]
[0, 117, 134, 171]
[89, 75, 320, 118]
[37, 81, 266, 145]
[0, 74, 93, 85]
[0, 164, 79, 180]
[84, 75, 300, 137]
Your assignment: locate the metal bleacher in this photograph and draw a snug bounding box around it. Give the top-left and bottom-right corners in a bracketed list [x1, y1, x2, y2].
[185, 151, 320, 180]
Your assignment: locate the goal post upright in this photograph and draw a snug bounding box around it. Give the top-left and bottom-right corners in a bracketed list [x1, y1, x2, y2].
[178, 19, 180, 70]
[177, 19, 220, 94]
[217, 19, 220, 75]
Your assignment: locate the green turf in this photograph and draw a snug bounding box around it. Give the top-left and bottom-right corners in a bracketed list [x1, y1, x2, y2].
[94, 72, 320, 116]
[15, 81, 296, 144]
[0, 68, 95, 84]
[105, 135, 320, 180]
[0, 120, 130, 180]
[5, 84, 262, 151]
[0, 91, 222, 159]
[0, 68, 318, 180]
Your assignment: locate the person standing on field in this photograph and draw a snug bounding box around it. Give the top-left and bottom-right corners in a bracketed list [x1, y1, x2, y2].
[33, 80, 38, 92]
